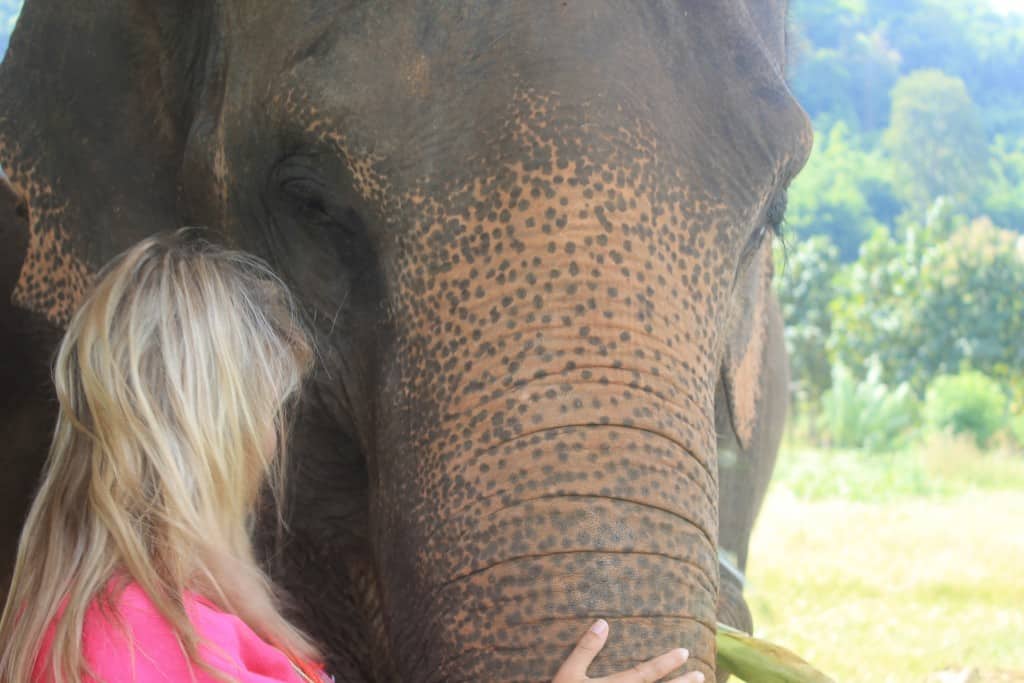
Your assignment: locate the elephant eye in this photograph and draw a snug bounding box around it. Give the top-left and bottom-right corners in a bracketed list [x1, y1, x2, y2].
[765, 188, 788, 237]
[280, 176, 334, 221]
[735, 187, 787, 284]
[268, 164, 372, 269]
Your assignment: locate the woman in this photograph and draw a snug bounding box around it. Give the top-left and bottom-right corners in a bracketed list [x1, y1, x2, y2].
[0, 228, 703, 683]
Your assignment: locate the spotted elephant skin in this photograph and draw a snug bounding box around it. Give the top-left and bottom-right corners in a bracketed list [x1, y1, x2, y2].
[0, 2, 811, 681]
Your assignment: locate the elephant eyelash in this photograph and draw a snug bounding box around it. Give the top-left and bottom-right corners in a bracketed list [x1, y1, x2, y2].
[737, 187, 789, 279]
[765, 188, 788, 237]
[281, 177, 334, 220]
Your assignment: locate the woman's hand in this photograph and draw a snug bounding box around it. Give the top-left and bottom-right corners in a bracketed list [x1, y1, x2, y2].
[552, 620, 705, 683]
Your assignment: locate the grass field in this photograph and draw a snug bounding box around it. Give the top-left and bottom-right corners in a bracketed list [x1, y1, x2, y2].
[744, 437, 1024, 682]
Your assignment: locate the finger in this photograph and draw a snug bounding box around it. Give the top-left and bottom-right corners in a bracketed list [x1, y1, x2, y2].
[552, 619, 610, 682]
[604, 648, 689, 683]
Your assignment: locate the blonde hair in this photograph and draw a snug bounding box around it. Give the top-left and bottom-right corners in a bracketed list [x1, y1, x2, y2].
[0, 227, 320, 683]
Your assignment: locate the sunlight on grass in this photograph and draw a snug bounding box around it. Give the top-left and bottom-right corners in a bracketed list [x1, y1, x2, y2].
[746, 440, 1024, 682]
[771, 432, 1024, 502]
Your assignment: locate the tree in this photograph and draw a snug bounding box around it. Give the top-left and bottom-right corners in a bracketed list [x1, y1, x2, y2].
[774, 236, 841, 405]
[913, 218, 1024, 390]
[790, 49, 859, 128]
[830, 219, 1024, 395]
[883, 69, 989, 211]
[828, 225, 923, 388]
[791, 0, 868, 52]
[845, 27, 903, 130]
[786, 122, 898, 261]
[983, 135, 1024, 232]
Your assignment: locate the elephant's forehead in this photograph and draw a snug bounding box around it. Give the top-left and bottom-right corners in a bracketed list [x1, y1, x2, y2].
[284, 84, 775, 250]
[387, 89, 755, 329]
[250, 1, 808, 201]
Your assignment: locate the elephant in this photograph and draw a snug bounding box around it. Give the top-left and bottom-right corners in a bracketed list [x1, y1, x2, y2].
[0, 2, 811, 681]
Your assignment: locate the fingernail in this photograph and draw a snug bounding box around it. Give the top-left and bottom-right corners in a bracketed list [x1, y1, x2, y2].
[589, 619, 608, 635]
[676, 648, 689, 661]
[693, 672, 705, 683]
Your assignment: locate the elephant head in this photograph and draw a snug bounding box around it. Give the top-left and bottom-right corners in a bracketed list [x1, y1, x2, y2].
[0, 2, 810, 681]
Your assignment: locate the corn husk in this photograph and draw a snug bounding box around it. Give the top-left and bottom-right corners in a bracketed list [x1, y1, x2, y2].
[716, 622, 835, 683]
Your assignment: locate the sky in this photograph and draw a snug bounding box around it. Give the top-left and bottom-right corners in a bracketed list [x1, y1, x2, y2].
[991, 0, 1024, 13]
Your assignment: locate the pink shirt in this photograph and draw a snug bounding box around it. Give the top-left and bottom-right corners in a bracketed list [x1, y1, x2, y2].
[33, 581, 329, 682]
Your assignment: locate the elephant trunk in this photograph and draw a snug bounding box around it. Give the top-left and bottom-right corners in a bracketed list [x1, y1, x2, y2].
[385, 376, 720, 679]
[427, 438, 717, 680]
[377, 313, 721, 681]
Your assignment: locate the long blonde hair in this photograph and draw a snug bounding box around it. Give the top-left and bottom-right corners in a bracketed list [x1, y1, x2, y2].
[0, 227, 321, 683]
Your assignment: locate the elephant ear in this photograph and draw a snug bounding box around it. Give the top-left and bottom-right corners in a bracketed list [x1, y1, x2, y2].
[0, 0, 216, 325]
[720, 243, 775, 450]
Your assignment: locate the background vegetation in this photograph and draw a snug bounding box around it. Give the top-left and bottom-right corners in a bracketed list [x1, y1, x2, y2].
[780, 0, 1024, 454]
[757, 2, 1024, 680]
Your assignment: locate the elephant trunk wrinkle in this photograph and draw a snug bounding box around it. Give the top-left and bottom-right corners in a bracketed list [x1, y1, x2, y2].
[445, 362, 713, 441]
[427, 489, 718, 593]
[437, 546, 718, 598]
[415, 420, 718, 553]
[450, 424, 717, 519]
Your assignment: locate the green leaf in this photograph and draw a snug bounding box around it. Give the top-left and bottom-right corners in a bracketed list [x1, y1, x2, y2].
[715, 623, 835, 683]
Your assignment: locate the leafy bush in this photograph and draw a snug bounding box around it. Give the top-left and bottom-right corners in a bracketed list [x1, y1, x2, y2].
[830, 219, 1024, 395]
[818, 362, 919, 451]
[983, 135, 1024, 232]
[1007, 414, 1024, 452]
[827, 225, 922, 390]
[775, 236, 840, 405]
[923, 371, 1008, 447]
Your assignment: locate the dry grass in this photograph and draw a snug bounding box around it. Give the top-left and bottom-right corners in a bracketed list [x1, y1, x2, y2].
[744, 441, 1024, 682]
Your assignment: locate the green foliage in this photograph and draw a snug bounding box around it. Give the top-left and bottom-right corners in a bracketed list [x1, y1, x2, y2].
[983, 135, 1024, 231]
[773, 437, 1024, 503]
[786, 0, 1024, 271]
[829, 220, 1024, 395]
[883, 70, 989, 211]
[791, 29, 901, 131]
[818, 362, 918, 451]
[785, 123, 898, 260]
[792, 0, 1024, 138]
[775, 236, 840, 404]
[771, 446, 939, 501]
[827, 226, 919, 387]
[923, 371, 1008, 447]
[1009, 414, 1024, 450]
[913, 219, 1024, 387]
